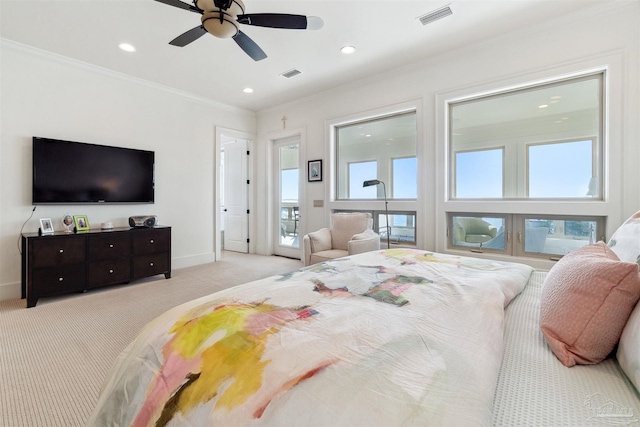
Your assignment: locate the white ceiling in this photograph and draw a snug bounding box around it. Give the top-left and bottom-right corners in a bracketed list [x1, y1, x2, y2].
[0, 0, 610, 112]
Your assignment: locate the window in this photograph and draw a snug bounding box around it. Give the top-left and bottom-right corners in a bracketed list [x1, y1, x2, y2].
[331, 105, 420, 247]
[527, 139, 595, 197]
[349, 161, 377, 198]
[445, 71, 605, 261]
[334, 209, 417, 246]
[449, 213, 605, 258]
[336, 111, 417, 200]
[454, 148, 504, 198]
[383, 212, 417, 245]
[392, 157, 417, 198]
[450, 73, 603, 200]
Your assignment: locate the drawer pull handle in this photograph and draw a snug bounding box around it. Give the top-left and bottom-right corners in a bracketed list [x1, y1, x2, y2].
[150, 262, 154, 267]
[109, 269, 114, 274]
[150, 239, 154, 244]
[59, 249, 64, 253]
[58, 277, 64, 282]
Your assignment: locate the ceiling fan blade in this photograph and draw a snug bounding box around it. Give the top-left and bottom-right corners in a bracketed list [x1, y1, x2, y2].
[232, 31, 267, 61]
[169, 26, 208, 47]
[153, 0, 202, 14]
[237, 13, 309, 29]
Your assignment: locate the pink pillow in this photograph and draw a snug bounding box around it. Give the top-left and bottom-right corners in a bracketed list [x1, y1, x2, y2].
[540, 241, 640, 367]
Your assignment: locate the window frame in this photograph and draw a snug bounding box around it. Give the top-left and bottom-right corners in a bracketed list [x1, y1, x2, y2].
[435, 54, 627, 269]
[328, 102, 423, 248]
[448, 72, 604, 201]
[334, 110, 417, 201]
[447, 212, 606, 260]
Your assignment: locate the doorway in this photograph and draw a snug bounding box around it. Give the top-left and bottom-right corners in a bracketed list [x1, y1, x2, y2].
[272, 135, 301, 258]
[217, 129, 252, 258]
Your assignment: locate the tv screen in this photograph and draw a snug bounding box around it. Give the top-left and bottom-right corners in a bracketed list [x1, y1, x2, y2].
[32, 137, 155, 204]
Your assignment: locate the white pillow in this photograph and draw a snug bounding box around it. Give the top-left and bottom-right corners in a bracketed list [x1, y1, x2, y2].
[617, 302, 640, 392]
[608, 210, 640, 265]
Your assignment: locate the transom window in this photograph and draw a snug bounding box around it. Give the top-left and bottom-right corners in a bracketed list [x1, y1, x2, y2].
[450, 73, 603, 200]
[336, 111, 417, 200]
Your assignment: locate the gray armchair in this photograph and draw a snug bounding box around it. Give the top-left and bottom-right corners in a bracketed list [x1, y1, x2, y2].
[302, 212, 380, 266]
[453, 217, 498, 245]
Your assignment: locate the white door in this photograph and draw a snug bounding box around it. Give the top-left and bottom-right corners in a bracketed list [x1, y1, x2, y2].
[222, 139, 249, 253]
[273, 137, 301, 258]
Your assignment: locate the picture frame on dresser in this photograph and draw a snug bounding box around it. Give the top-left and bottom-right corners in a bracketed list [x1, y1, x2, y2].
[73, 215, 90, 232]
[39, 218, 54, 235]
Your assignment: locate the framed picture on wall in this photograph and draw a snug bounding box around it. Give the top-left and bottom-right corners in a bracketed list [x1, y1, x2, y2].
[308, 160, 322, 182]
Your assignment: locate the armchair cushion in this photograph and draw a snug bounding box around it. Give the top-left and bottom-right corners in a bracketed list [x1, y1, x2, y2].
[330, 213, 371, 251]
[310, 249, 349, 265]
[308, 228, 332, 253]
[348, 229, 380, 255]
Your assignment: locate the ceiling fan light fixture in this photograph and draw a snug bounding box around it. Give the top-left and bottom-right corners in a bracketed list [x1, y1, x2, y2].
[201, 12, 239, 38]
[196, 0, 244, 13]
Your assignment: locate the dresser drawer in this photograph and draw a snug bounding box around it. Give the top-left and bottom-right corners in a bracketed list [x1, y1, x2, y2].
[88, 233, 131, 260]
[30, 236, 86, 268]
[133, 228, 170, 255]
[88, 259, 131, 288]
[31, 264, 86, 295]
[133, 254, 169, 278]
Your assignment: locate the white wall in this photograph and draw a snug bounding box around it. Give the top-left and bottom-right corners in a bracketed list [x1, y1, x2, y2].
[0, 41, 255, 300]
[253, 1, 640, 262]
[2, 2, 638, 300]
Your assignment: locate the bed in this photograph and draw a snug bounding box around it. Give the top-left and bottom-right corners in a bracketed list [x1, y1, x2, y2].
[88, 214, 640, 427]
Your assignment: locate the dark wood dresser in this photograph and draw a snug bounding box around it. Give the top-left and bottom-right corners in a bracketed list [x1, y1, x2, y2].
[21, 226, 171, 308]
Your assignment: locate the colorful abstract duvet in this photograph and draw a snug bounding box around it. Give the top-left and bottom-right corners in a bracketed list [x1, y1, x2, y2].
[88, 249, 533, 427]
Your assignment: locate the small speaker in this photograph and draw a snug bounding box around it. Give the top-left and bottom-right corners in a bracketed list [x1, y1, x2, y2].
[129, 215, 158, 228]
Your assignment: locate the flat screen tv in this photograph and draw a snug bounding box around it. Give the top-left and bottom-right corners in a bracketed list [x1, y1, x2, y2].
[32, 137, 155, 204]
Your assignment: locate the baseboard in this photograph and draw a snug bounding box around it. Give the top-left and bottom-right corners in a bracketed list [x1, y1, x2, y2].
[170, 253, 216, 270]
[0, 281, 21, 301]
[0, 254, 216, 302]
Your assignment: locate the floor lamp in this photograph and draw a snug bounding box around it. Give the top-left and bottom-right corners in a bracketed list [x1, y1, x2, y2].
[363, 179, 390, 249]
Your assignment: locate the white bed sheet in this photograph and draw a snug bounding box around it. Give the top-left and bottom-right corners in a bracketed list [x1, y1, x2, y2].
[493, 271, 640, 426]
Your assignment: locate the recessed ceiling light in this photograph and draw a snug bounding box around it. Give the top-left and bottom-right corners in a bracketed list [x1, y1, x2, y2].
[538, 104, 549, 109]
[118, 43, 136, 52]
[341, 45, 356, 55]
[243, 88, 254, 94]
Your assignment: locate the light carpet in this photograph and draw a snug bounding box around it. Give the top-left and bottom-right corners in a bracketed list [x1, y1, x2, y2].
[0, 252, 302, 427]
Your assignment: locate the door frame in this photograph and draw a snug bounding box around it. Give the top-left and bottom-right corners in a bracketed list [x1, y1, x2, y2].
[267, 127, 306, 258]
[215, 127, 255, 261]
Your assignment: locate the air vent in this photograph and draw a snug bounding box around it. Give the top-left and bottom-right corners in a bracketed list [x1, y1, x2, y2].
[280, 69, 302, 79]
[417, 4, 453, 26]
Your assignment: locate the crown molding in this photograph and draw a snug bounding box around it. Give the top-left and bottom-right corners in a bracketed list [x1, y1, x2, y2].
[1, 38, 255, 117]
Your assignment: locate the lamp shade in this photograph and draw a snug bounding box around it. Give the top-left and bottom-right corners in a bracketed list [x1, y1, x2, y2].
[201, 12, 239, 38]
[363, 179, 381, 187]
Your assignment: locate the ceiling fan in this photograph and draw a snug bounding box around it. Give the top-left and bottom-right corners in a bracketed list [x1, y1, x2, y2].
[153, 0, 324, 61]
